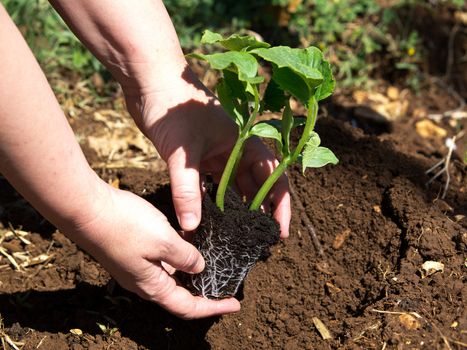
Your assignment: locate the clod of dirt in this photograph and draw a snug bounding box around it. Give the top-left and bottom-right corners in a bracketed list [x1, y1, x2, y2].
[398, 313, 421, 330]
[180, 187, 280, 299]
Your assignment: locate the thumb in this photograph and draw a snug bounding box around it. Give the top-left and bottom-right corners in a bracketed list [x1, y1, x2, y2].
[167, 151, 202, 231]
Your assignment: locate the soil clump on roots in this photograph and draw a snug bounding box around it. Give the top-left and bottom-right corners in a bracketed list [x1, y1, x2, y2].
[179, 186, 280, 299]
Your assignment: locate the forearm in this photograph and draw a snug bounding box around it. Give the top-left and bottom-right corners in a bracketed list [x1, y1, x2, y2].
[0, 5, 105, 231]
[48, 0, 187, 94]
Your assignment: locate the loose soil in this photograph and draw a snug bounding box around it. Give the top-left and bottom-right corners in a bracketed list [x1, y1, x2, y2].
[0, 114, 465, 349]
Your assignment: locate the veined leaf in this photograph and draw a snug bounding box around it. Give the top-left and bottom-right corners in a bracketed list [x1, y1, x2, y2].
[250, 122, 282, 143]
[271, 66, 312, 104]
[302, 146, 338, 173]
[216, 79, 244, 127]
[201, 30, 270, 51]
[252, 46, 323, 103]
[201, 30, 224, 44]
[223, 70, 248, 102]
[252, 46, 335, 103]
[187, 52, 261, 83]
[307, 131, 321, 149]
[252, 46, 323, 81]
[315, 60, 335, 101]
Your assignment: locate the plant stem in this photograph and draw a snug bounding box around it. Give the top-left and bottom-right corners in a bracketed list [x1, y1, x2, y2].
[249, 96, 318, 211]
[290, 96, 318, 163]
[216, 85, 260, 211]
[249, 157, 289, 211]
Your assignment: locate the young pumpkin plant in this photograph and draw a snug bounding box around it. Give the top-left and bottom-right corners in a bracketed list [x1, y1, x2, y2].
[183, 30, 338, 298]
[189, 30, 338, 212]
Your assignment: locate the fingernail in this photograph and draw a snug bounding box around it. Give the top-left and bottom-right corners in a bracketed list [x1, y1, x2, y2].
[180, 212, 198, 231]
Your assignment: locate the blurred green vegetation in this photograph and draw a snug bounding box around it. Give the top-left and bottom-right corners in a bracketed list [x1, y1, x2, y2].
[2, 0, 103, 75]
[2, 0, 465, 90]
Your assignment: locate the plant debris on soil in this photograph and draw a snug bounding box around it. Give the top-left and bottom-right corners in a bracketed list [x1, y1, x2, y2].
[0, 97, 465, 348]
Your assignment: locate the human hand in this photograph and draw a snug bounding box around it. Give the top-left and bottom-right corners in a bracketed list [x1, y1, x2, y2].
[66, 183, 240, 319]
[124, 67, 291, 237]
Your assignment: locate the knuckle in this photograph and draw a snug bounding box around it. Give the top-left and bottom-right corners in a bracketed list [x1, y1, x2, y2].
[156, 231, 174, 259]
[137, 268, 173, 301]
[172, 184, 199, 203]
[180, 246, 201, 271]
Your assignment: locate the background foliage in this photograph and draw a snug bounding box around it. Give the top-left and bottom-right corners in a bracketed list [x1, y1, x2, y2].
[2, 0, 465, 90]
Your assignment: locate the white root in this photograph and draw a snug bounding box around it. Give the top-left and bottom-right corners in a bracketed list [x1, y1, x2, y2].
[425, 134, 462, 199]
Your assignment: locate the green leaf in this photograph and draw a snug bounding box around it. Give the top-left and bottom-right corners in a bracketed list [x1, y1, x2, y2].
[216, 79, 244, 127]
[252, 46, 335, 104]
[201, 30, 224, 44]
[201, 30, 270, 51]
[252, 46, 324, 104]
[187, 52, 261, 83]
[252, 47, 323, 81]
[250, 122, 282, 143]
[222, 70, 248, 102]
[272, 66, 311, 104]
[263, 79, 286, 112]
[315, 60, 335, 101]
[301, 146, 338, 173]
[307, 131, 321, 149]
[245, 82, 257, 96]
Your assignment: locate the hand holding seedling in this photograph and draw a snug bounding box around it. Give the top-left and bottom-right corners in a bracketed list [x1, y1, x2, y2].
[0, 1, 290, 318]
[189, 31, 338, 214]
[123, 70, 291, 237]
[180, 31, 338, 298]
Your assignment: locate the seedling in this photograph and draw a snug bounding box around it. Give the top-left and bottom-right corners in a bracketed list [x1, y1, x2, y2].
[188, 30, 338, 212]
[96, 322, 118, 337]
[184, 30, 338, 298]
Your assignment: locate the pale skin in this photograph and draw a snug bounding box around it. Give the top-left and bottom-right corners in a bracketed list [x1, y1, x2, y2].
[0, 1, 291, 319]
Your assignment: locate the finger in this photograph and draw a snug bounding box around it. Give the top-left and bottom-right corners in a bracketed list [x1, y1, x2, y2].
[156, 228, 205, 274]
[273, 189, 291, 238]
[167, 150, 202, 231]
[246, 144, 290, 238]
[136, 263, 240, 319]
[161, 261, 176, 275]
[267, 171, 291, 238]
[158, 284, 241, 319]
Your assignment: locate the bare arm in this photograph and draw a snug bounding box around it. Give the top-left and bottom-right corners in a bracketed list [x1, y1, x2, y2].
[48, 0, 186, 97]
[0, 4, 240, 319]
[0, 4, 102, 230]
[48, 0, 291, 235]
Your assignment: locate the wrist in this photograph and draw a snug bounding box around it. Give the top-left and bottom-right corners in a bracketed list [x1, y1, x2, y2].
[112, 55, 188, 97]
[55, 173, 111, 237]
[123, 66, 217, 137]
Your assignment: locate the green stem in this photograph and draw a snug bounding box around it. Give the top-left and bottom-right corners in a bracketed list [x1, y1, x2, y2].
[249, 96, 318, 211]
[249, 157, 290, 211]
[216, 85, 260, 211]
[290, 96, 318, 163]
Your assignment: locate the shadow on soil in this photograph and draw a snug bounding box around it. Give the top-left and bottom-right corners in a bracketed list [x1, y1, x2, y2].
[0, 282, 218, 350]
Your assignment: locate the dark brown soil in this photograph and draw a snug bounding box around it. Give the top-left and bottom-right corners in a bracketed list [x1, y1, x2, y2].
[180, 186, 280, 299]
[0, 115, 465, 349]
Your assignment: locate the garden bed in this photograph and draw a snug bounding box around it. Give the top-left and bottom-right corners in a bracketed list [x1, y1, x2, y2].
[0, 109, 465, 349]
